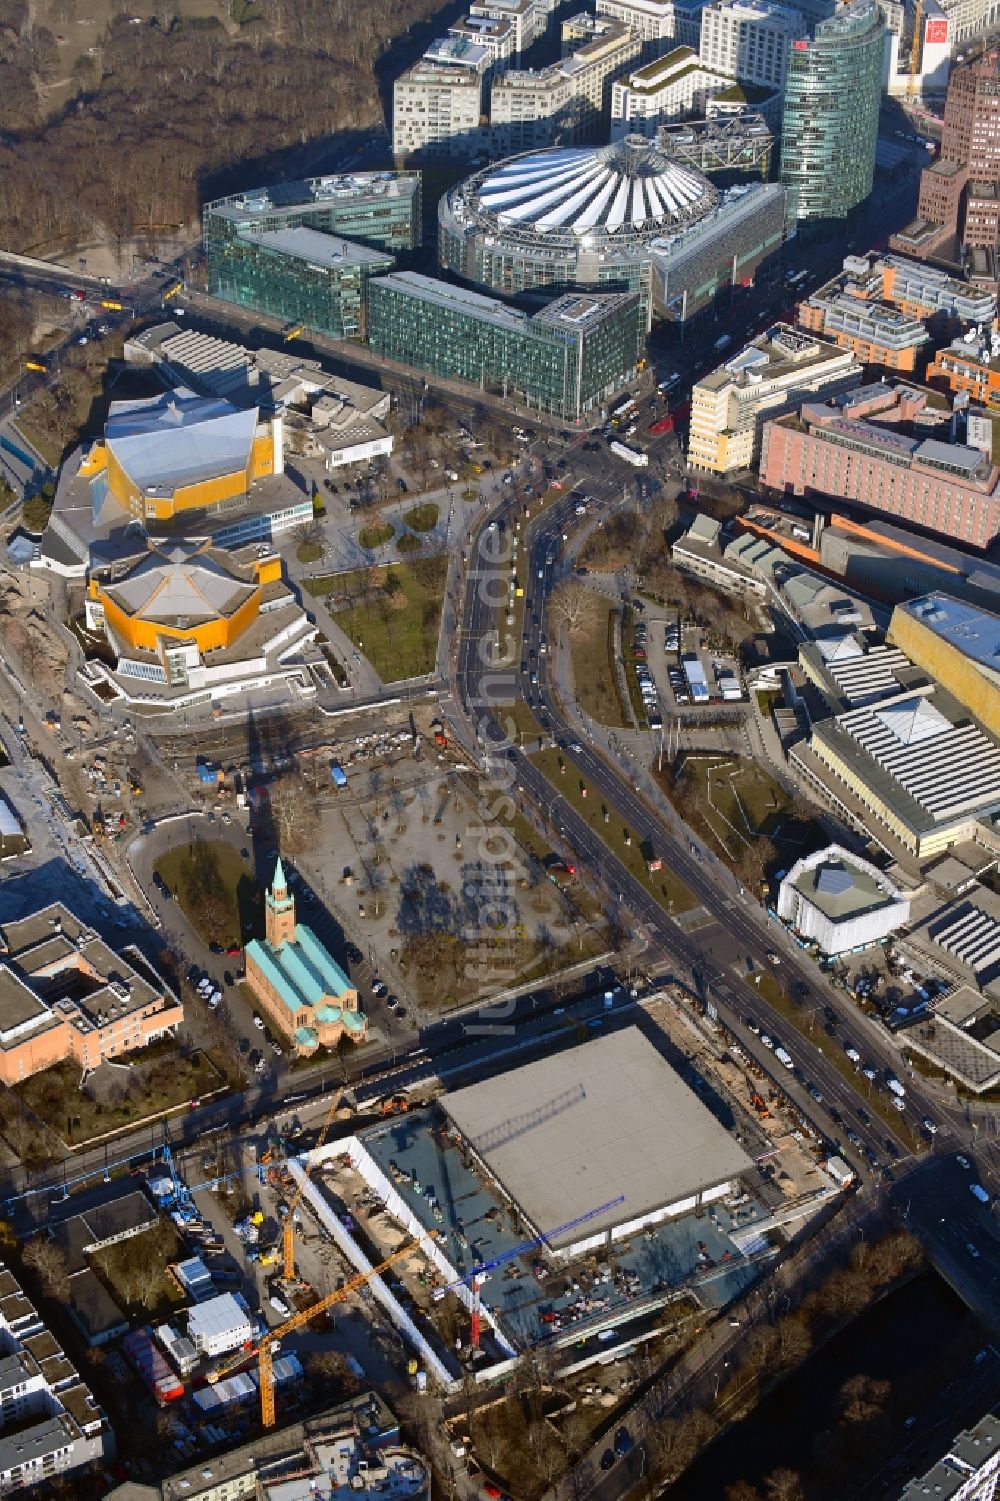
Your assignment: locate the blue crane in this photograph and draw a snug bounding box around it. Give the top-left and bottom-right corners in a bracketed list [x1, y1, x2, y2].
[435, 1194, 625, 1348]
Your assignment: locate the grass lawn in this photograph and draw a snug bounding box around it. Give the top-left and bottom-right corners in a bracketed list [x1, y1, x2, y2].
[13, 413, 63, 469]
[404, 501, 439, 532]
[155, 840, 261, 949]
[569, 601, 629, 729]
[660, 755, 825, 880]
[358, 521, 395, 550]
[495, 698, 546, 746]
[330, 556, 447, 681]
[296, 539, 323, 563]
[15, 1045, 225, 1145]
[529, 747, 698, 915]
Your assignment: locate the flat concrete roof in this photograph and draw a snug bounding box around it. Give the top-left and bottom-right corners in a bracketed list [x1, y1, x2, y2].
[442, 1028, 753, 1247]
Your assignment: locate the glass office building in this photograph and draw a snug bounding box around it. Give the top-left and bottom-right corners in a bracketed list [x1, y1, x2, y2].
[779, 0, 884, 223]
[204, 173, 421, 333]
[207, 225, 393, 339]
[204, 173, 422, 260]
[367, 272, 643, 419]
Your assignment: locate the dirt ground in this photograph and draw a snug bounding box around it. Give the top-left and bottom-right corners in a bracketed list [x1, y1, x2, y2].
[296, 753, 597, 1014]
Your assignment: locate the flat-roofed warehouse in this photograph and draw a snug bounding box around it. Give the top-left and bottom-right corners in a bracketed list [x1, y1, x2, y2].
[441, 1028, 753, 1258]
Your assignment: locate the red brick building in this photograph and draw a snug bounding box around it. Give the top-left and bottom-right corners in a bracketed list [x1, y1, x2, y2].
[759, 384, 1000, 549]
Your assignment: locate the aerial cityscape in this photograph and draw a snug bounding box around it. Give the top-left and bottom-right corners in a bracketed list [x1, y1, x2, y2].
[4, 0, 1000, 1494]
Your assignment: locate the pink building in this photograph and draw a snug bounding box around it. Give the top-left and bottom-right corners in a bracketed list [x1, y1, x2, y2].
[759, 384, 1000, 550]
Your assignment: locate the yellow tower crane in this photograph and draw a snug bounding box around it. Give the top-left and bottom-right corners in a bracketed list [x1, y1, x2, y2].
[282, 1086, 345, 1282]
[207, 1237, 433, 1427]
[908, 0, 924, 98]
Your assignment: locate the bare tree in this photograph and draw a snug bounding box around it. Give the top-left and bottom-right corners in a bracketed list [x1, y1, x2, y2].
[550, 579, 599, 635]
[22, 1237, 69, 1298]
[763, 1468, 805, 1501]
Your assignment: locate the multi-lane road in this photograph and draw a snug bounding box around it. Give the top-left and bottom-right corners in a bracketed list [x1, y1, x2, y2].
[448, 458, 1000, 1301]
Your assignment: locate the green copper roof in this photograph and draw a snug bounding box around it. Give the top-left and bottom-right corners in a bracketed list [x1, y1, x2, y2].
[315, 1003, 343, 1024]
[272, 856, 286, 892]
[245, 923, 357, 1018]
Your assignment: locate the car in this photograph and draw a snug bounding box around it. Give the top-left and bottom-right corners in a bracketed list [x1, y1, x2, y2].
[856, 1107, 871, 1125]
[746, 1017, 760, 1034]
[371, 979, 387, 998]
[240, 847, 250, 858]
[208, 941, 223, 954]
[600, 1451, 616, 1472]
[808, 1085, 824, 1103]
[253, 1015, 265, 1030]
[922, 1118, 938, 1135]
[395, 1007, 407, 1021]
[957, 1154, 971, 1169]
[614, 1428, 634, 1458]
[208, 991, 221, 1010]
[760, 1034, 774, 1049]
[386, 994, 399, 1010]
[823, 1005, 837, 1023]
[270, 1038, 283, 1056]
[967, 1243, 981, 1259]
[846, 1129, 862, 1147]
[226, 944, 242, 957]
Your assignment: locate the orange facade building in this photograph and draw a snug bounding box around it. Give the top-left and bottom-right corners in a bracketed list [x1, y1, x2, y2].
[0, 905, 182, 1085]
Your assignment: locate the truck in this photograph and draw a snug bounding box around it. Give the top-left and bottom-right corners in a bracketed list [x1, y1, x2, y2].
[774, 1046, 794, 1069]
[825, 1155, 854, 1188]
[887, 1076, 905, 1099]
[713, 334, 732, 353]
[610, 440, 648, 467]
[640, 838, 662, 873]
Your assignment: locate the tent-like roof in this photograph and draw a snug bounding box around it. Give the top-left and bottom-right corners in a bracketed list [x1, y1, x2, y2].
[103, 541, 255, 625]
[105, 388, 259, 495]
[459, 136, 717, 249]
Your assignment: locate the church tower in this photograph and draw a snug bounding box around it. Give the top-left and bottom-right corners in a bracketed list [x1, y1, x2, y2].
[265, 856, 297, 949]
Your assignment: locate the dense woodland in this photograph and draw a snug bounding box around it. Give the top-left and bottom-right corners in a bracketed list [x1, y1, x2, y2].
[0, 0, 437, 251]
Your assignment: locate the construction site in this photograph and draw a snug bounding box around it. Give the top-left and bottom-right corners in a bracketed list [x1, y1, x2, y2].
[283, 1023, 849, 1387]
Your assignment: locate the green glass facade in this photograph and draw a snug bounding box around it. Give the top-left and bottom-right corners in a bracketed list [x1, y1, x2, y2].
[779, 0, 884, 224]
[204, 173, 421, 259]
[207, 227, 393, 339]
[204, 173, 421, 334]
[367, 272, 643, 420]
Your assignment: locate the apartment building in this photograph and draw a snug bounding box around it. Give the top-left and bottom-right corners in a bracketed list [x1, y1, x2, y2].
[688, 323, 861, 474]
[468, 0, 548, 54]
[798, 291, 930, 372]
[490, 15, 640, 151]
[0, 904, 181, 1085]
[929, 332, 1000, 404]
[448, 13, 518, 69]
[0, 1264, 110, 1495]
[898, 1413, 1000, 1501]
[611, 47, 746, 135]
[760, 382, 1000, 550]
[392, 56, 485, 160]
[698, 0, 805, 90]
[596, 0, 708, 53]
